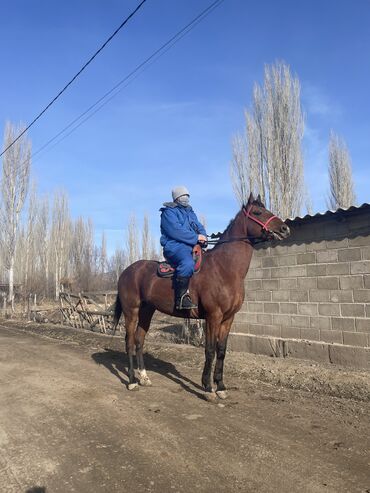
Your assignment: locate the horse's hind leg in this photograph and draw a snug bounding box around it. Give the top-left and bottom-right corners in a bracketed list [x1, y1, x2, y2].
[135, 303, 155, 387]
[125, 307, 139, 390]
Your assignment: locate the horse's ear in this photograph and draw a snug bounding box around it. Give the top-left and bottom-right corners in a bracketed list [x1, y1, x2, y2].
[256, 193, 266, 207]
[247, 192, 255, 204]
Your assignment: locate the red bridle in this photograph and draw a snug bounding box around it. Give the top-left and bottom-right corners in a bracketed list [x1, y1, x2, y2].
[243, 204, 277, 232]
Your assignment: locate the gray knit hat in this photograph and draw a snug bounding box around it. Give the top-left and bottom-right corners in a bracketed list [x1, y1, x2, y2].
[172, 186, 190, 201]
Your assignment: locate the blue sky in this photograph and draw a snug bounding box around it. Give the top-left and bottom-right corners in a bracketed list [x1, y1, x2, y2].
[0, 0, 369, 254]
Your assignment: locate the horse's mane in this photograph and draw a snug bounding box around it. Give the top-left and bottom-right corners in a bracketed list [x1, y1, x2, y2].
[222, 215, 240, 236]
[209, 210, 243, 250]
[215, 198, 265, 243]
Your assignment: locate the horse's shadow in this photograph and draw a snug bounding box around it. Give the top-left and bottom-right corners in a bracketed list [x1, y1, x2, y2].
[91, 348, 205, 399]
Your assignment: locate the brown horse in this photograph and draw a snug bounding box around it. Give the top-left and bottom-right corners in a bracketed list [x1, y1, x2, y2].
[113, 192, 290, 400]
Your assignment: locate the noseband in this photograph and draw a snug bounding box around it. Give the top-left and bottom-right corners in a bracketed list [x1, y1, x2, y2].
[207, 205, 278, 246]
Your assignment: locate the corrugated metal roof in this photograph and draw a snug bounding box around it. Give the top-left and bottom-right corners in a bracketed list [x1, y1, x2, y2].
[285, 203, 370, 224]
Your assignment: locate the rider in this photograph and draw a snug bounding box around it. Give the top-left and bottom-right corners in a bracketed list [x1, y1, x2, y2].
[160, 186, 207, 310]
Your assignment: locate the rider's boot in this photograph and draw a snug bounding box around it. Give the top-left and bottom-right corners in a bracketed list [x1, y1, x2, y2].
[175, 276, 197, 310]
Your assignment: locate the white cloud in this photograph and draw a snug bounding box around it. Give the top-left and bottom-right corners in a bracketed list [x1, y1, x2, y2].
[302, 83, 342, 118]
[303, 124, 329, 213]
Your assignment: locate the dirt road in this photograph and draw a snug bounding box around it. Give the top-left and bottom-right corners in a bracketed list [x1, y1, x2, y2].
[0, 323, 369, 493]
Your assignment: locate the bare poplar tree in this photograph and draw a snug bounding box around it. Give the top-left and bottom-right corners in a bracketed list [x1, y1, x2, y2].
[81, 217, 94, 290]
[36, 195, 50, 297]
[149, 237, 160, 261]
[231, 61, 305, 218]
[100, 232, 107, 274]
[0, 236, 4, 282]
[141, 214, 150, 260]
[71, 217, 94, 291]
[51, 191, 71, 299]
[109, 247, 126, 282]
[23, 182, 38, 294]
[126, 213, 139, 265]
[0, 122, 31, 304]
[230, 133, 250, 206]
[327, 131, 356, 210]
[71, 217, 86, 289]
[141, 214, 161, 260]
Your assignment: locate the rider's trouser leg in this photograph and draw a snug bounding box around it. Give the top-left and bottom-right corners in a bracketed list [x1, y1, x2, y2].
[164, 244, 196, 310]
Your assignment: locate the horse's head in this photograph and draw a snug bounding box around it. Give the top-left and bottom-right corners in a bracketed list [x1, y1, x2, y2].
[243, 192, 290, 241]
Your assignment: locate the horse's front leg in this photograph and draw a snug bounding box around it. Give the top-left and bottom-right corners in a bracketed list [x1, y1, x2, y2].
[213, 317, 234, 399]
[202, 314, 222, 400]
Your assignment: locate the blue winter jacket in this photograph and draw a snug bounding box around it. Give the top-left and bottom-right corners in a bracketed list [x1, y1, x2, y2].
[160, 202, 207, 250]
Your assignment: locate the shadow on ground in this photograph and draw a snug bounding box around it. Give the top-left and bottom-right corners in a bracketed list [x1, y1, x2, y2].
[91, 348, 205, 399]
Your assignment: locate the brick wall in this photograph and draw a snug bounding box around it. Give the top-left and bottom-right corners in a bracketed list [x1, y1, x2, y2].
[229, 205, 370, 368]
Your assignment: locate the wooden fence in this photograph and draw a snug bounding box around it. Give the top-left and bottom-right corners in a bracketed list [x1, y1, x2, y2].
[59, 290, 120, 333]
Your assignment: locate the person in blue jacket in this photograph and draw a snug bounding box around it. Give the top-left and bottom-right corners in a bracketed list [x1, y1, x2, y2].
[160, 186, 207, 310]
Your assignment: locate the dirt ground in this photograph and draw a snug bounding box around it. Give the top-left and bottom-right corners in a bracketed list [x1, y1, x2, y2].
[0, 321, 369, 493]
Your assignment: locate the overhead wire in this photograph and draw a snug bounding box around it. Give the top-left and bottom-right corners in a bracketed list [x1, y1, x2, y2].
[5, 0, 225, 172]
[0, 0, 148, 158]
[30, 0, 225, 163]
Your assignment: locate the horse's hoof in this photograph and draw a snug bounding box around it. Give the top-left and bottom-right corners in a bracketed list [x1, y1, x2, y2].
[138, 370, 152, 387]
[216, 390, 228, 400]
[204, 391, 217, 403]
[128, 383, 139, 391]
[139, 377, 152, 387]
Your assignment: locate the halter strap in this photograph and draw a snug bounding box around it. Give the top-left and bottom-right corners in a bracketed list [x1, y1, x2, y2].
[207, 205, 278, 246]
[243, 205, 277, 231]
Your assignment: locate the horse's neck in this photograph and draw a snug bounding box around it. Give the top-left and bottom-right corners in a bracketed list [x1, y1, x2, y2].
[210, 211, 254, 280]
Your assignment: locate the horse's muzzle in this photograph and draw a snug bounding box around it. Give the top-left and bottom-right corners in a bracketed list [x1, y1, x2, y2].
[271, 223, 290, 241]
[280, 223, 290, 238]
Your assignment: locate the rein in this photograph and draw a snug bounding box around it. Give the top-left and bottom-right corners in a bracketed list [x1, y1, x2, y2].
[206, 235, 265, 246]
[206, 204, 278, 246]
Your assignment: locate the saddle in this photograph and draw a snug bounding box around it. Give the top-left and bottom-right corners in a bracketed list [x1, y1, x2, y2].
[157, 244, 203, 278]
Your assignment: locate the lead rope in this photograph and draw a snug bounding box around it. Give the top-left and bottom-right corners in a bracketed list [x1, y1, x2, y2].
[205, 234, 268, 246]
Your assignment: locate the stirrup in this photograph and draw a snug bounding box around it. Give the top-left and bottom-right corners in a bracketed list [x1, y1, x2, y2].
[176, 293, 197, 310]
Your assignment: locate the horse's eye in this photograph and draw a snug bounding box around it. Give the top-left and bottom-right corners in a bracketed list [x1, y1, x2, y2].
[253, 210, 262, 216]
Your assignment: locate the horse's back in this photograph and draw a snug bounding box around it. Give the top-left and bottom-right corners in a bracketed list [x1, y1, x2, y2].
[118, 259, 157, 286]
[118, 260, 160, 299]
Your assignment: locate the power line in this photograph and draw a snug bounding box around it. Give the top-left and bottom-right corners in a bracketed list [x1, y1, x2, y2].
[7, 0, 224, 171]
[30, 0, 225, 163]
[33, 0, 225, 160]
[0, 0, 148, 158]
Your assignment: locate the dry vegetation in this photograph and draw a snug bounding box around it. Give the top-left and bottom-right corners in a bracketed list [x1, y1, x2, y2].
[1, 60, 357, 311]
[0, 124, 160, 308]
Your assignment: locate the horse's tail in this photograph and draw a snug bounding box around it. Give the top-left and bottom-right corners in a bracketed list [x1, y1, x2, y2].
[112, 294, 122, 335]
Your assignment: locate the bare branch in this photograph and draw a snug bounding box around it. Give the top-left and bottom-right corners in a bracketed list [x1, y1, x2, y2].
[327, 131, 356, 210]
[126, 213, 139, 265]
[0, 122, 31, 302]
[231, 61, 306, 218]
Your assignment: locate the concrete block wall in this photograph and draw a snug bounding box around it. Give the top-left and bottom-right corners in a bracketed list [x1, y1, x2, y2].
[229, 205, 370, 368]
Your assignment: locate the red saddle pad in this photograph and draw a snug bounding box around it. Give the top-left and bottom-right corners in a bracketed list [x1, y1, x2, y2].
[157, 245, 203, 278]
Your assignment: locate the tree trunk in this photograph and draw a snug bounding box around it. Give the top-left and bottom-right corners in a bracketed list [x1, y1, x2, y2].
[55, 262, 60, 301]
[45, 257, 49, 298]
[8, 256, 14, 307]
